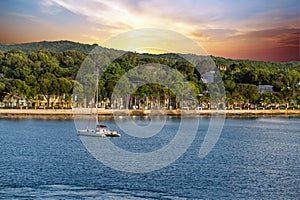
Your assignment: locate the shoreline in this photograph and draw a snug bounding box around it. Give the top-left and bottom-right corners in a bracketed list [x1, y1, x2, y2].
[1, 108, 300, 119]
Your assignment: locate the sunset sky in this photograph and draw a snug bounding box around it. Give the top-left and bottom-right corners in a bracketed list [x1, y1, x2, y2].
[0, 0, 299, 62]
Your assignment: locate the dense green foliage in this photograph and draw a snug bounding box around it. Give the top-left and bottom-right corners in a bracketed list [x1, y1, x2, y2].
[216, 57, 300, 108]
[0, 41, 299, 109]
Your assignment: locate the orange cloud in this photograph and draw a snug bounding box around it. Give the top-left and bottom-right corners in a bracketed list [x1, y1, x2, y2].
[0, 0, 299, 61]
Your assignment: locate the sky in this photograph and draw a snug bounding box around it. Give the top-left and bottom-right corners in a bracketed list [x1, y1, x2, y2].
[0, 0, 299, 62]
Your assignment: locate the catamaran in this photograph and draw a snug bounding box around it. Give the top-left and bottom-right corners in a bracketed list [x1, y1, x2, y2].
[77, 124, 121, 137]
[76, 70, 120, 138]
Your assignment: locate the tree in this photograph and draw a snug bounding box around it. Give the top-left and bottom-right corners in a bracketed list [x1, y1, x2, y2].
[224, 79, 236, 93]
[286, 70, 300, 97]
[0, 82, 5, 100]
[233, 84, 258, 104]
[58, 77, 73, 95]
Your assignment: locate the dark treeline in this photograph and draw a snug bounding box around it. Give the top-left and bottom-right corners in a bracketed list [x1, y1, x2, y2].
[0, 40, 97, 54]
[0, 48, 299, 109]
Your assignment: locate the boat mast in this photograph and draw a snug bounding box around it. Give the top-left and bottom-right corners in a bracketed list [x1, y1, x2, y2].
[95, 68, 99, 125]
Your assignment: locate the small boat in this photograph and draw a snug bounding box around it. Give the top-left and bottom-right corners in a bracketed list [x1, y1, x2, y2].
[77, 124, 121, 138]
[75, 69, 120, 138]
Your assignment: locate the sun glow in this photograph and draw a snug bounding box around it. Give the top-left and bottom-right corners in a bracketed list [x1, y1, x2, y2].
[0, 0, 299, 61]
[133, 47, 170, 55]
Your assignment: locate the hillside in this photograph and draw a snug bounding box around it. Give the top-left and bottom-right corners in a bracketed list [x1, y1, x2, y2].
[0, 40, 299, 110]
[0, 40, 299, 67]
[0, 40, 99, 54]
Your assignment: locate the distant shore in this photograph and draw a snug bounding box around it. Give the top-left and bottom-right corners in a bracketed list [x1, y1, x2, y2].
[1, 108, 300, 119]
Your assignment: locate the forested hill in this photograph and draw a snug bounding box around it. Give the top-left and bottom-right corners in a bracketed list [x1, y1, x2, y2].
[0, 40, 100, 54]
[0, 40, 299, 109]
[0, 40, 299, 67]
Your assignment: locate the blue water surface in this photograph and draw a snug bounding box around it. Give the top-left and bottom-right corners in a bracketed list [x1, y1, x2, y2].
[0, 117, 299, 199]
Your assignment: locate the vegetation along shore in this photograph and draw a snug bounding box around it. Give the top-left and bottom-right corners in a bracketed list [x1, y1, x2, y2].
[0, 41, 299, 113]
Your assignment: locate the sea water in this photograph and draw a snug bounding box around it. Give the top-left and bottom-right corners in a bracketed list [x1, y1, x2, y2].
[0, 117, 299, 199]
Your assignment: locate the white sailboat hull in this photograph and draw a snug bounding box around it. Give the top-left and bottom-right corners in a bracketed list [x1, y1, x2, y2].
[77, 129, 121, 138]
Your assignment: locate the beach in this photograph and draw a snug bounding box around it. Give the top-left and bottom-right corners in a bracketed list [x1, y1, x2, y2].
[1, 108, 300, 119]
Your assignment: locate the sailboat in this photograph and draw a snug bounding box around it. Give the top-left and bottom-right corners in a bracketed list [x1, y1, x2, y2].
[76, 70, 120, 138]
[77, 124, 121, 137]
